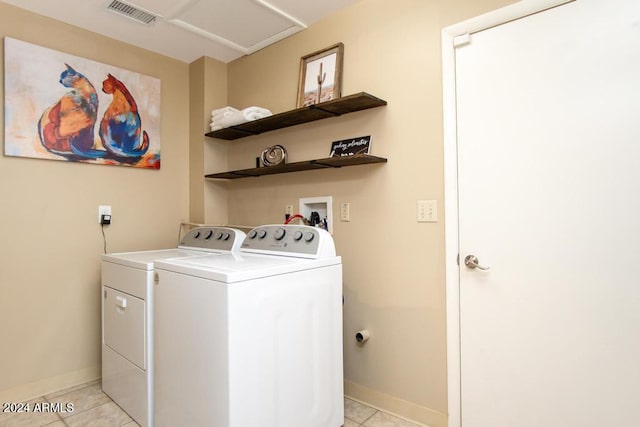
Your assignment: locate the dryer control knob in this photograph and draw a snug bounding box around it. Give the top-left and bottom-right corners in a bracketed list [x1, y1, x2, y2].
[248, 230, 257, 239]
[304, 231, 315, 242]
[293, 231, 303, 241]
[204, 230, 214, 239]
[258, 229, 267, 239]
[216, 232, 223, 240]
[274, 228, 286, 240]
[223, 233, 230, 240]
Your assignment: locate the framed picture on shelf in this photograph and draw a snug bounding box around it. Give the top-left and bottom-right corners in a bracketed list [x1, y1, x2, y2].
[297, 43, 344, 108]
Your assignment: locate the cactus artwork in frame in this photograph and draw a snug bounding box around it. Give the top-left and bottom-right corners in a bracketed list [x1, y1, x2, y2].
[297, 43, 344, 108]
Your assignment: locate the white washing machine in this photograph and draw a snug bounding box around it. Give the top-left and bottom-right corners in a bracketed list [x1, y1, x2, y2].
[153, 224, 344, 427]
[101, 226, 245, 427]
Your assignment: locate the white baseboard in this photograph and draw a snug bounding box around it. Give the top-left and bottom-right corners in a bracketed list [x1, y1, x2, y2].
[344, 380, 447, 427]
[0, 366, 101, 403]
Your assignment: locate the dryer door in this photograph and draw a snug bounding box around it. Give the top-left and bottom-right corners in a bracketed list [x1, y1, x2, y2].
[104, 286, 146, 369]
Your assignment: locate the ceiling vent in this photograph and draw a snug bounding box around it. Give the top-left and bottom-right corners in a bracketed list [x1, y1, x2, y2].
[106, 0, 159, 25]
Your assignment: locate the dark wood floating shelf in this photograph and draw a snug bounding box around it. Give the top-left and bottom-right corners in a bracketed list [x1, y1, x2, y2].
[205, 154, 387, 179]
[205, 92, 387, 140]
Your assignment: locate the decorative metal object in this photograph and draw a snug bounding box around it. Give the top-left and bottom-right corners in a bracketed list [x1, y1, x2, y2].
[260, 145, 287, 166]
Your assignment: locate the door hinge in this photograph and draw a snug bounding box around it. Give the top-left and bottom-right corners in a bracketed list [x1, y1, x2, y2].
[454, 33, 471, 48]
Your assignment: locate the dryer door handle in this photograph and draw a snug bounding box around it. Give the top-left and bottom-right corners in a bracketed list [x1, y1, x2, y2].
[115, 295, 127, 309]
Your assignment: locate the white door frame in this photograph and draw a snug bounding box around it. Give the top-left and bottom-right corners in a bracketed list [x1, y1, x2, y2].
[441, 1, 572, 425]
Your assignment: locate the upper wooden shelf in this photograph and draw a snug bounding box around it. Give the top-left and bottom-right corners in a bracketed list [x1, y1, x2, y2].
[205, 92, 387, 140]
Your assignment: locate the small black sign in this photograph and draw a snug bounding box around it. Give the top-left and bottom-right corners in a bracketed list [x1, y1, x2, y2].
[329, 135, 371, 157]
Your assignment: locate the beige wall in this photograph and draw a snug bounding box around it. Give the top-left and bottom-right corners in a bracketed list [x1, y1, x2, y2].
[190, 56, 229, 225]
[214, 0, 513, 425]
[0, 2, 190, 400]
[189, 58, 207, 223]
[202, 57, 230, 226]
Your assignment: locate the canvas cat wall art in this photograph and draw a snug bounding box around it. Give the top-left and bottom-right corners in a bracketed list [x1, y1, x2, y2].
[4, 37, 160, 169]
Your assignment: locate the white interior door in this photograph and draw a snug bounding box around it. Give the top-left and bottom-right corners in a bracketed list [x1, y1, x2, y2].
[453, 1, 640, 425]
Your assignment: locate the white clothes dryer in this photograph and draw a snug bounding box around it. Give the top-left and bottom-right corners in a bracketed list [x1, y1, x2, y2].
[101, 226, 245, 427]
[153, 224, 344, 427]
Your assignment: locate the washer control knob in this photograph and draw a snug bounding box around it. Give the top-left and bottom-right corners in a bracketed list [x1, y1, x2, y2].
[248, 230, 257, 239]
[205, 230, 214, 239]
[258, 229, 267, 239]
[223, 233, 230, 241]
[293, 231, 303, 241]
[216, 232, 224, 240]
[304, 231, 315, 242]
[274, 228, 286, 240]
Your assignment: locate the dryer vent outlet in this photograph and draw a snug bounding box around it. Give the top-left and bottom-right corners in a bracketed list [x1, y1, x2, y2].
[355, 330, 370, 344]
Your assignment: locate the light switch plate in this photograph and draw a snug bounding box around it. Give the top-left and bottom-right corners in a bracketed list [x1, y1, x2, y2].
[340, 202, 350, 222]
[417, 200, 437, 222]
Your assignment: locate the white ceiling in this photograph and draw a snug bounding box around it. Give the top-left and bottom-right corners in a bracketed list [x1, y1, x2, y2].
[2, 0, 360, 63]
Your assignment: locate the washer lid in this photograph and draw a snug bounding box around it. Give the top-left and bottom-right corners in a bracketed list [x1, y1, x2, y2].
[154, 252, 341, 283]
[102, 248, 219, 270]
[101, 226, 247, 270]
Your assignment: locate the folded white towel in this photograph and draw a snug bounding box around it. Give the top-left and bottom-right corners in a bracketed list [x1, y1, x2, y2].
[211, 106, 239, 117]
[243, 106, 272, 118]
[212, 110, 238, 122]
[210, 106, 273, 130]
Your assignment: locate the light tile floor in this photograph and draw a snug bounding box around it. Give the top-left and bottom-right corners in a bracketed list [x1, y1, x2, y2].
[1, 380, 424, 427]
[343, 398, 425, 427]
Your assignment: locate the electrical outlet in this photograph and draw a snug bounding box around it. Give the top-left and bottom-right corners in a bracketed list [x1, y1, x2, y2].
[98, 205, 112, 224]
[340, 202, 350, 222]
[417, 200, 437, 222]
